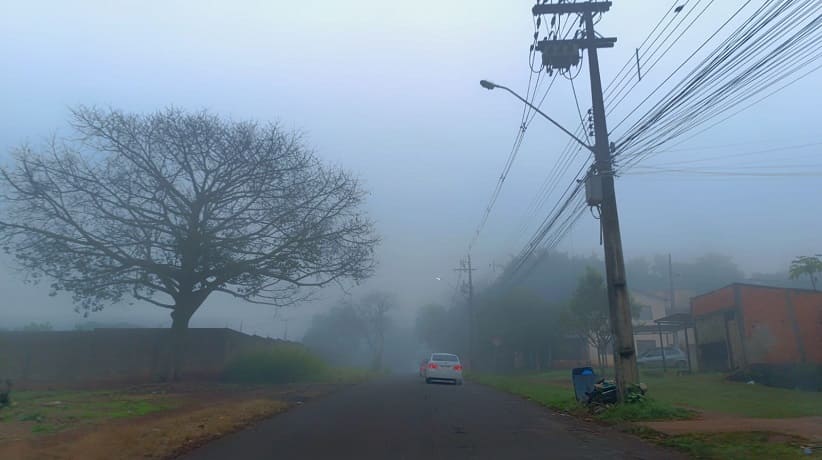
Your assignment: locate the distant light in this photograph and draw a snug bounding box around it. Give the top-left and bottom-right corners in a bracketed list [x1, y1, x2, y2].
[435, 277, 442, 281]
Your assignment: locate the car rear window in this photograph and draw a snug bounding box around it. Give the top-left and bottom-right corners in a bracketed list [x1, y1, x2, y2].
[432, 354, 459, 362]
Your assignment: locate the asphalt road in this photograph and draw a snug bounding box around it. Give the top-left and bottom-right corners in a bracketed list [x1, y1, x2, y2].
[180, 375, 686, 460]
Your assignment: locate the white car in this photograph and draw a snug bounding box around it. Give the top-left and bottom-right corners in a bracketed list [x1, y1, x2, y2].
[424, 353, 463, 385]
[636, 346, 689, 369]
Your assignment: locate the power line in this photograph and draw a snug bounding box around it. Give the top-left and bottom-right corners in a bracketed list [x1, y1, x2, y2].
[505, 1, 714, 250]
[467, 16, 578, 252]
[608, 0, 756, 137]
[613, 0, 822, 171]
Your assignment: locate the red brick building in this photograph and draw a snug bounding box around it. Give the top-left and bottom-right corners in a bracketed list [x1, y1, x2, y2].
[691, 283, 822, 371]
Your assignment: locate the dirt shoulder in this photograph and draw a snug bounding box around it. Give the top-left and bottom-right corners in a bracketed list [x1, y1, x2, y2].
[0, 381, 349, 460]
[641, 413, 822, 442]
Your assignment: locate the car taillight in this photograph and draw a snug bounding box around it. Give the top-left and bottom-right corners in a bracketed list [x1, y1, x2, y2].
[428, 363, 438, 369]
[454, 364, 463, 371]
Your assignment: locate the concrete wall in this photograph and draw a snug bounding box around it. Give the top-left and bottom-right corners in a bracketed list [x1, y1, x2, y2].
[0, 328, 293, 385]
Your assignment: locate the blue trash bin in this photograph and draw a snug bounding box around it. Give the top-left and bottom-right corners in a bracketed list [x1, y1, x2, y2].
[571, 367, 597, 402]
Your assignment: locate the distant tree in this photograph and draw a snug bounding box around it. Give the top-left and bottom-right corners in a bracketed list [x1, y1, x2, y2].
[354, 291, 394, 371]
[562, 267, 611, 374]
[302, 304, 366, 367]
[789, 255, 822, 291]
[19, 321, 53, 331]
[747, 270, 815, 289]
[73, 321, 145, 331]
[625, 257, 665, 292]
[414, 302, 468, 365]
[415, 304, 451, 350]
[0, 107, 378, 379]
[472, 287, 562, 372]
[663, 253, 743, 293]
[499, 250, 604, 303]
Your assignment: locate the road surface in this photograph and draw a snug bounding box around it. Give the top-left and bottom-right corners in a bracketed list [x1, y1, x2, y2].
[181, 375, 685, 460]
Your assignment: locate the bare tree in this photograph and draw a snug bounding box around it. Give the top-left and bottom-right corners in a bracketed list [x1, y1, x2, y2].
[0, 107, 378, 379]
[354, 291, 394, 371]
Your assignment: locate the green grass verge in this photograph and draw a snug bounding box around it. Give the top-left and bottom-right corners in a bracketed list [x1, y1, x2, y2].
[639, 371, 822, 418]
[649, 430, 819, 460]
[468, 372, 581, 414]
[0, 390, 172, 434]
[469, 372, 693, 422]
[471, 371, 822, 459]
[597, 398, 694, 422]
[495, 369, 822, 418]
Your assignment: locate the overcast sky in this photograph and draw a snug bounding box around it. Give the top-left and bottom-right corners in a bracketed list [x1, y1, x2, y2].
[1, 1, 819, 337]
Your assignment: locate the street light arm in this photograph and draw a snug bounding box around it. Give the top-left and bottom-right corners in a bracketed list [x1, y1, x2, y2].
[481, 80, 594, 153]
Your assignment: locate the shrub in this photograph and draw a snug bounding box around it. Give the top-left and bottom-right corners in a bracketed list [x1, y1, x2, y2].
[223, 346, 331, 384]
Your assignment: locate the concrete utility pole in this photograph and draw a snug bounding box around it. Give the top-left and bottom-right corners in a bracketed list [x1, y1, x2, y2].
[454, 255, 477, 369]
[531, 0, 639, 399]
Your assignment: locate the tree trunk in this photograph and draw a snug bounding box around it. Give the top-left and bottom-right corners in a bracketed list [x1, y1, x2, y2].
[810, 274, 817, 291]
[167, 307, 195, 381]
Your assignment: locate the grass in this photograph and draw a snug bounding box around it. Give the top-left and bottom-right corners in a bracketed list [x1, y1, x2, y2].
[469, 372, 693, 422]
[0, 389, 173, 434]
[656, 432, 820, 460]
[470, 370, 822, 459]
[102, 399, 169, 419]
[468, 372, 581, 414]
[639, 371, 822, 418]
[597, 398, 694, 423]
[479, 369, 822, 418]
[223, 345, 332, 384]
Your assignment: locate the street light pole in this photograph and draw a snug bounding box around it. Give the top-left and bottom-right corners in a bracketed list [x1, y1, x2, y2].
[480, 1, 639, 400]
[480, 80, 593, 153]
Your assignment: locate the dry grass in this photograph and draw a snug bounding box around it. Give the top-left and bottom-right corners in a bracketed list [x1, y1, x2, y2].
[0, 382, 345, 459]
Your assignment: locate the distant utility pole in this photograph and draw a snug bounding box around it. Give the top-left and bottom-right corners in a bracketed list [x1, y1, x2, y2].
[455, 254, 477, 369]
[532, 0, 639, 399]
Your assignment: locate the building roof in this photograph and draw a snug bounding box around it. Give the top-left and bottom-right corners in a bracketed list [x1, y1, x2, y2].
[691, 282, 822, 300]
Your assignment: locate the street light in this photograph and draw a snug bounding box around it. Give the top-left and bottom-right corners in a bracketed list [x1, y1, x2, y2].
[479, 79, 593, 153]
[433, 275, 457, 291]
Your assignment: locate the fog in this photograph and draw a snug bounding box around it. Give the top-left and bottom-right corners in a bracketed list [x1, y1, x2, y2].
[1, 0, 819, 344]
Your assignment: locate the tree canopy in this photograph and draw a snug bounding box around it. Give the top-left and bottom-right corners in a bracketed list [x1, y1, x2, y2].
[0, 107, 379, 377]
[789, 255, 822, 290]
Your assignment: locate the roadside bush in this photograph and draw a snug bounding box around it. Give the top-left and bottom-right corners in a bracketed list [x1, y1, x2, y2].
[223, 346, 330, 384]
